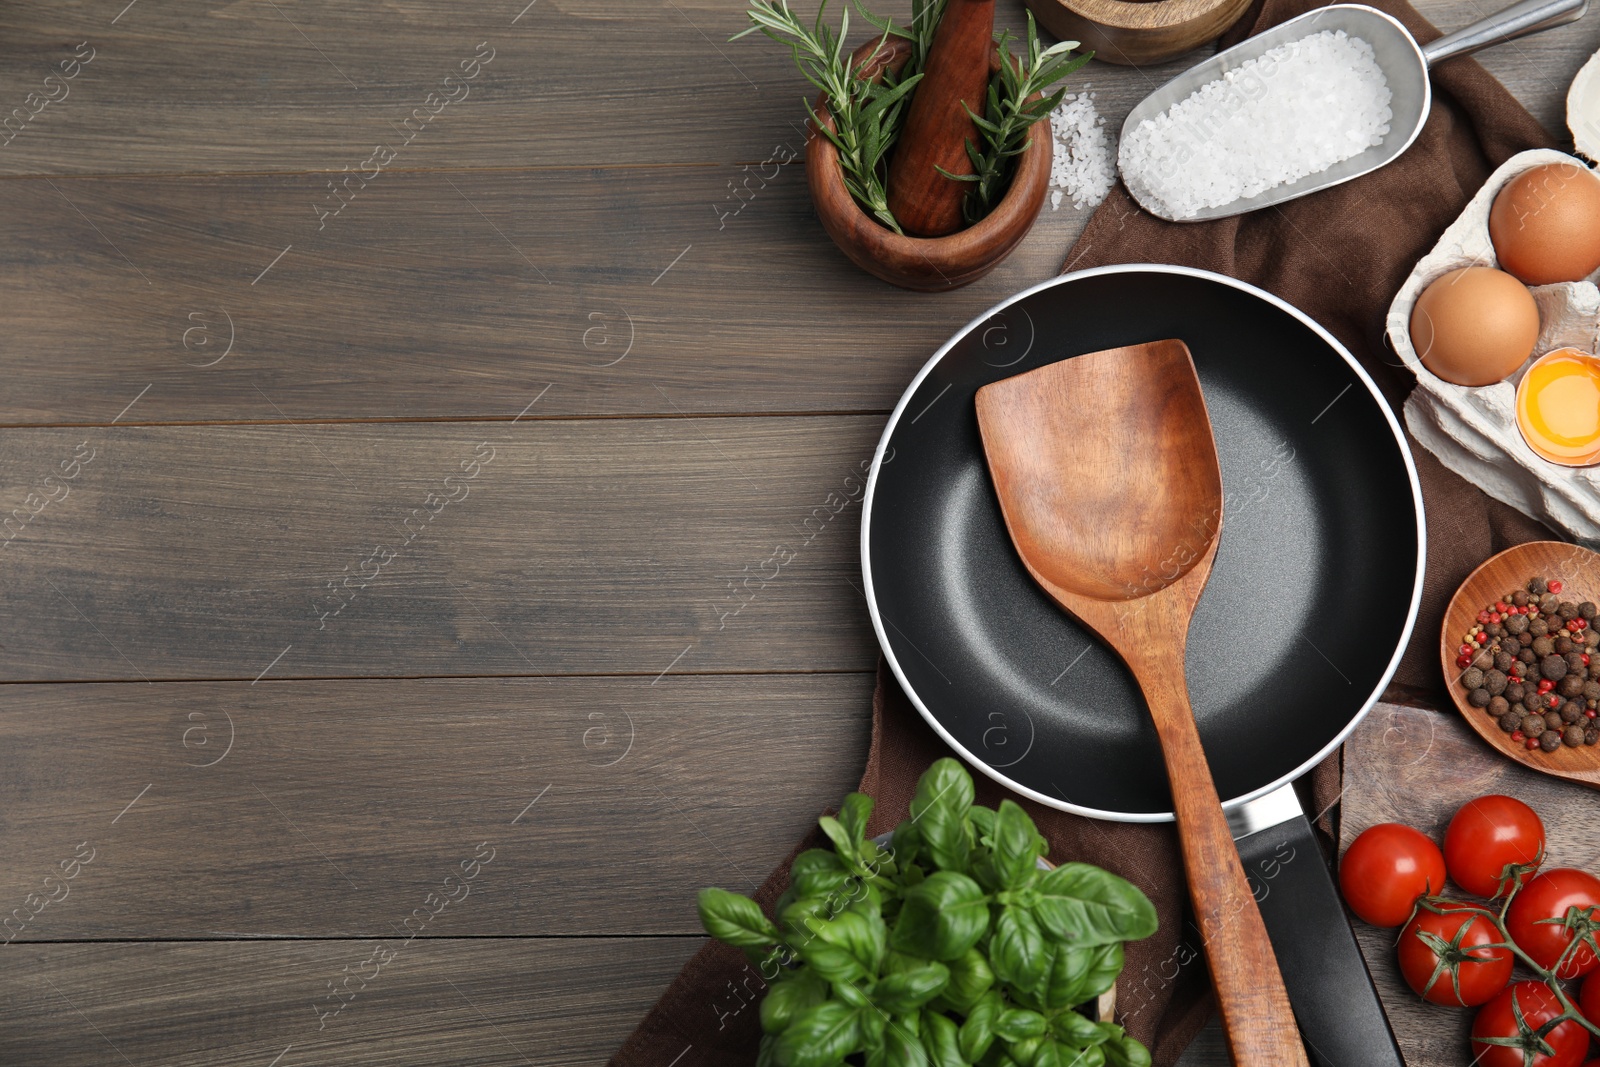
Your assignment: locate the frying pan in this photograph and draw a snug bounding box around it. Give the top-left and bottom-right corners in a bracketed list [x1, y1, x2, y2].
[861, 265, 1425, 1066]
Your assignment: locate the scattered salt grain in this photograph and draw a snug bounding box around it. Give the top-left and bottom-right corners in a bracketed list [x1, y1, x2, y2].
[1048, 90, 1115, 211]
[1118, 30, 1393, 219]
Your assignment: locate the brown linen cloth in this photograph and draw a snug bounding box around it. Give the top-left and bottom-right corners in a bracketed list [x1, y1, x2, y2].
[614, 0, 1561, 1062]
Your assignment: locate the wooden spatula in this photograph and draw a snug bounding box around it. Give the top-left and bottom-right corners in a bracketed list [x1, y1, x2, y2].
[974, 339, 1310, 1067]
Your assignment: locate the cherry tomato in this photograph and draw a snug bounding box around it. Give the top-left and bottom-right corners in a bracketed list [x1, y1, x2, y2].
[1579, 971, 1600, 1028]
[1507, 868, 1600, 979]
[1472, 981, 1589, 1067]
[1339, 823, 1447, 926]
[1444, 795, 1545, 898]
[1398, 902, 1513, 1006]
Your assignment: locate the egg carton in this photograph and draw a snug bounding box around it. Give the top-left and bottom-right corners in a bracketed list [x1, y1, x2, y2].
[1385, 49, 1600, 543]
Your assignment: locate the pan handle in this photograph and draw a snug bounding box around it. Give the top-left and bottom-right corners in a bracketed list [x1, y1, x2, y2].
[1232, 789, 1405, 1067]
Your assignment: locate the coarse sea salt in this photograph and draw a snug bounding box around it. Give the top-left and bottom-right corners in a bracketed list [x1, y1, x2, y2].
[1118, 30, 1393, 219]
[1048, 90, 1115, 211]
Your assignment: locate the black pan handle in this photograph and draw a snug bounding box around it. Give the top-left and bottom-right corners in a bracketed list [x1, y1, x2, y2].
[1234, 803, 1404, 1067]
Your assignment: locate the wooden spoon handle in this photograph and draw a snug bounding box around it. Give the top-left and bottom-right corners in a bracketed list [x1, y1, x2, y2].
[1138, 667, 1311, 1067]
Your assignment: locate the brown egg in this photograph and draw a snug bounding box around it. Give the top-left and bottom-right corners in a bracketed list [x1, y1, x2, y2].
[1489, 163, 1600, 285]
[1410, 267, 1540, 386]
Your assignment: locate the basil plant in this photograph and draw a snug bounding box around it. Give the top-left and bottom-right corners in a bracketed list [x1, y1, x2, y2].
[698, 758, 1158, 1067]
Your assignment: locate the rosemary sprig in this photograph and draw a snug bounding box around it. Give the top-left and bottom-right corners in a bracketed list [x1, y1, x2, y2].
[733, 0, 922, 233]
[939, 14, 1090, 224]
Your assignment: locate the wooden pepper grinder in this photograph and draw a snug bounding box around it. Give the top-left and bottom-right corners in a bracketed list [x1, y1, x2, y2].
[886, 0, 995, 237]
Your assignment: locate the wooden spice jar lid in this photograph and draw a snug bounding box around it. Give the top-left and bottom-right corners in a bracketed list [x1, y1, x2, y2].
[1024, 0, 1255, 66]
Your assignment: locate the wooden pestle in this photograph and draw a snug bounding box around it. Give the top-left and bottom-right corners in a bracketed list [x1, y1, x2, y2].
[886, 0, 996, 237]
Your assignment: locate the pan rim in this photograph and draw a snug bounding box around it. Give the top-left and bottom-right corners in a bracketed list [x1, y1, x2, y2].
[860, 263, 1427, 824]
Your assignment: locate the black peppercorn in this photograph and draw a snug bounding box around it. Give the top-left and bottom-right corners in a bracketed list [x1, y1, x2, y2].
[1503, 636, 1524, 655]
[1507, 616, 1530, 637]
[1492, 652, 1513, 673]
[1507, 683, 1527, 703]
[1542, 655, 1569, 681]
[1546, 710, 1566, 731]
[1530, 618, 1550, 637]
[1582, 601, 1598, 621]
[1584, 682, 1600, 701]
[1500, 711, 1522, 732]
[1525, 713, 1549, 735]
[1531, 577, 1549, 595]
[1521, 647, 1539, 665]
[1514, 590, 1532, 607]
[1587, 727, 1600, 746]
[1489, 623, 1507, 638]
[1560, 601, 1580, 621]
[1462, 667, 1486, 690]
[1557, 636, 1576, 655]
[1560, 674, 1586, 698]
[1485, 669, 1509, 695]
[1534, 636, 1556, 657]
[1542, 730, 1564, 752]
[1565, 725, 1585, 746]
[1542, 593, 1561, 613]
[1562, 701, 1585, 724]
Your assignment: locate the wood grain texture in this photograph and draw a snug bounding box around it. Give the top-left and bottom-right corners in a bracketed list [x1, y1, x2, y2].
[1438, 541, 1600, 788]
[1341, 701, 1600, 1067]
[0, 674, 872, 938]
[977, 340, 1303, 1067]
[0, 937, 699, 1066]
[0, 166, 1084, 425]
[0, 419, 881, 681]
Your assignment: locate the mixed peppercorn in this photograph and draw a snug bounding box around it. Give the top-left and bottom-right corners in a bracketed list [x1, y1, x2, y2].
[1457, 577, 1600, 752]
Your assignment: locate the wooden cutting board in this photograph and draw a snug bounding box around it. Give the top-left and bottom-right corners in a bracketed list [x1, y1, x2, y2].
[1341, 702, 1600, 1065]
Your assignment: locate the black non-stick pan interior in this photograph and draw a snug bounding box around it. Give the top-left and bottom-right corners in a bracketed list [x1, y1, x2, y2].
[863, 266, 1423, 821]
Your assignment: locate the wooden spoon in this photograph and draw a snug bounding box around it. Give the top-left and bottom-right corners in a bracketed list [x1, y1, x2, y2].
[974, 339, 1310, 1067]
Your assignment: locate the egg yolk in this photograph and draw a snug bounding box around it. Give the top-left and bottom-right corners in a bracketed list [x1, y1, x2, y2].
[1517, 349, 1600, 465]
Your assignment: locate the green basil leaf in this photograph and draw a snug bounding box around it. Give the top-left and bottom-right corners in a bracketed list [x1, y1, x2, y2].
[1045, 942, 1122, 1009]
[1031, 864, 1157, 946]
[991, 800, 1039, 890]
[1040, 1041, 1102, 1067]
[757, 1034, 778, 1067]
[890, 871, 990, 960]
[993, 1008, 1047, 1042]
[959, 991, 1003, 1063]
[834, 979, 872, 1010]
[938, 947, 994, 1011]
[820, 815, 858, 862]
[791, 849, 854, 899]
[861, 1005, 888, 1051]
[1007, 1036, 1045, 1067]
[1048, 1009, 1103, 1047]
[910, 759, 975, 872]
[883, 1019, 930, 1067]
[795, 936, 867, 984]
[773, 1002, 865, 1067]
[820, 909, 885, 974]
[921, 1011, 964, 1067]
[698, 887, 781, 948]
[889, 819, 923, 867]
[967, 805, 997, 841]
[761, 972, 827, 1034]
[991, 905, 1049, 993]
[1102, 1031, 1151, 1067]
[874, 961, 950, 1013]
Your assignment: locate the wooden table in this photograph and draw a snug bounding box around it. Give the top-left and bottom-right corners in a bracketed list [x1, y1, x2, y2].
[0, 1, 1594, 1064]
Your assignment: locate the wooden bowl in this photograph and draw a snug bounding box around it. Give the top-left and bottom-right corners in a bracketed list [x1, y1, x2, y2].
[1440, 541, 1600, 790]
[806, 38, 1051, 293]
[1025, 0, 1254, 66]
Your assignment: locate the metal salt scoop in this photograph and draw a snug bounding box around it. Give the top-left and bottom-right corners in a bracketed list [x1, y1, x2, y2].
[1120, 0, 1589, 222]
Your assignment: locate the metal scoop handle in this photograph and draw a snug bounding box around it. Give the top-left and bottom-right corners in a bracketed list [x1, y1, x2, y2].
[1423, 0, 1589, 66]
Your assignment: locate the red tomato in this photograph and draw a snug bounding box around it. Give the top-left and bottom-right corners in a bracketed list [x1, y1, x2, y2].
[1339, 823, 1447, 926]
[1580, 971, 1600, 1028]
[1398, 902, 1513, 1006]
[1472, 981, 1589, 1067]
[1507, 868, 1600, 979]
[1444, 795, 1545, 898]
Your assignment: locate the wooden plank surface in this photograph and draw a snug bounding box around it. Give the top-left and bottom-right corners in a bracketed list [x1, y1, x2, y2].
[0, 168, 1090, 425]
[1340, 702, 1600, 1067]
[0, 937, 698, 1066]
[0, 418, 881, 681]
[0, 674, 872, 939]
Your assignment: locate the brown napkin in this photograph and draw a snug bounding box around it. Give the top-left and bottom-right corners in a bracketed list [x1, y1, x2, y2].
[614, 2, 1562, 1063]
